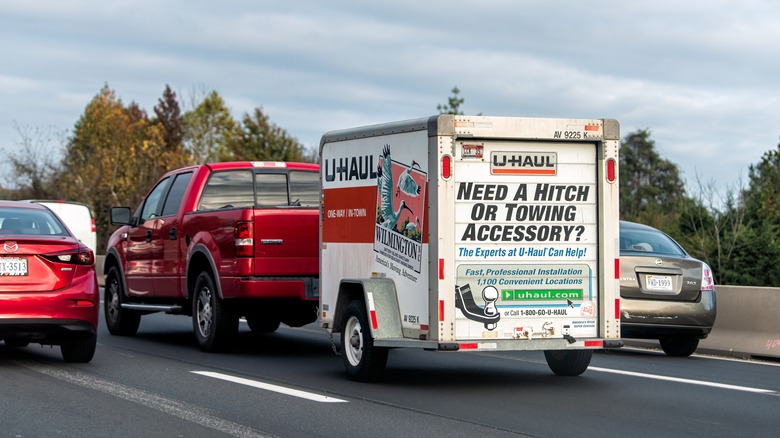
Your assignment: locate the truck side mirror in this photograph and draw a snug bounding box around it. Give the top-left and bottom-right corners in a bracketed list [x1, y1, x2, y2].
[110, 207, 135, 226]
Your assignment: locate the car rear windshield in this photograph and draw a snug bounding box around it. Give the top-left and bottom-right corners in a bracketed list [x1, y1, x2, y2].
[0, 208, 69, 236]
[198, 169, 319, 211]
[620, 227, 686, 256]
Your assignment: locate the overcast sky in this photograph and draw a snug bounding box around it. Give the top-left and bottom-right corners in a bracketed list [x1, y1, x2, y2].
[1, 0, 778, 196]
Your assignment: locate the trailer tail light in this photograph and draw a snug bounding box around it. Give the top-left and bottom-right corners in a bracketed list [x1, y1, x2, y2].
[441, 155, 452, 179]
[90, 216, 96, 233]
[606, 158, 616, 183]
[234, 221, 254, 257]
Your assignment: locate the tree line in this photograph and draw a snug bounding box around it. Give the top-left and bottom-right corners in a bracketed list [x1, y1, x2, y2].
[2, 85, 779, 287]
[1, 84, 315, 251]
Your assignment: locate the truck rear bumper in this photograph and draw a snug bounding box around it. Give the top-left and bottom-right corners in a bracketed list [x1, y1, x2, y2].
[227, 276, 318, 300]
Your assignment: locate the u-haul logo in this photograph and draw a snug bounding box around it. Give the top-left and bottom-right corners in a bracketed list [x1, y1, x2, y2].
[490, 152, 557, 175]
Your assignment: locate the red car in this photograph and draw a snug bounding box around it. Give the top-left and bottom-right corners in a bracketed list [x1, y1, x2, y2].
[0, 200, 99, 362]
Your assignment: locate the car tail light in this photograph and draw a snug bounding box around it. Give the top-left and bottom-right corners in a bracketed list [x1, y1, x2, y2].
[235, 221, 254, 257]
[43, 248, 95, 265]
[701, 263, 715, 291]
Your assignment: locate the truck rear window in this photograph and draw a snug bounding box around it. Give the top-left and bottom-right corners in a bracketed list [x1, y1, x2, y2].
[198, 169, 319, 210]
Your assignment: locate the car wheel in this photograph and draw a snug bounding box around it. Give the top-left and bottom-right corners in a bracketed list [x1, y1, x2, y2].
[245, 313, 281, 333]
[544, 349, 593, 376]
[60, 333, 97, 363]
[340, 300, 388, 381]
[192, 272, 238, 352]
[659, 336, 699, 357]
[4, 338, 30, 347]
[104, 266, 141, 336]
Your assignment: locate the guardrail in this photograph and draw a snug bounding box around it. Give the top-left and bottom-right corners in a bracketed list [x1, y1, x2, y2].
[94, 255, 780, 360]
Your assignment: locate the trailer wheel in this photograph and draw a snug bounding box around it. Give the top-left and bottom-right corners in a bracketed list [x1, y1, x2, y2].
[192, 272, 238, 352]
[341, 300, 388, 381]
[544, 349, 592, 376]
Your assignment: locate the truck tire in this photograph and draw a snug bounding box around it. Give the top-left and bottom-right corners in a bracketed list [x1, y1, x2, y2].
[340, 300, 388, 381]
[659, 336, 699, 357]
[544, 349, 592, 376]
[192, 272, 238, 352]
[60, 333, 97, 363]
[104, 266, 141, 336]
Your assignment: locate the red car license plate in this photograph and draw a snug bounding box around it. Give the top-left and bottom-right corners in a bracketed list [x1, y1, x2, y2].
[0, 257, 28, 276]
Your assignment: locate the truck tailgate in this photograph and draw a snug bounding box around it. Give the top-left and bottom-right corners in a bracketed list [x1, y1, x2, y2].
[254, 209, 319, 276]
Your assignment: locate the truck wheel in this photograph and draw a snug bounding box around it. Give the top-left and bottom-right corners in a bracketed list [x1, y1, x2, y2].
[659, 336, 699, 357]
[544, 349, 592, 376]
[104, 266, 141, 336]
[192, 272, 238, 352]
[340, 300, 388, 381]
[60, 333, 97, 363]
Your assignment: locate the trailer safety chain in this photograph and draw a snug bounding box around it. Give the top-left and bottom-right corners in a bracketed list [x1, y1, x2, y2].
[327, 331, 341, 356]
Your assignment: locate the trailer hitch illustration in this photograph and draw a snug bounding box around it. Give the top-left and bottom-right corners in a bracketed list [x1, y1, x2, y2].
[455, 284, 500, 330]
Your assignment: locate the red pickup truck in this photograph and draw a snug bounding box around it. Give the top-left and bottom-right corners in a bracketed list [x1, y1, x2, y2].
[104, 161, 320, 352]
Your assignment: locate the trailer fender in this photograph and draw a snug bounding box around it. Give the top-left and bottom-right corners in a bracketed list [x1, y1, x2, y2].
[334, 279, 403, 340]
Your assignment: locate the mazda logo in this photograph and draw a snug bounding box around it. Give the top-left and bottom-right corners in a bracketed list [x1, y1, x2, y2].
[3, 241, 18, 253]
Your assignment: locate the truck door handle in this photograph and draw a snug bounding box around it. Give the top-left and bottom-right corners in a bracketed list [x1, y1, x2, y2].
[169, 227, 177, 240]
[145, 230, 152, 243]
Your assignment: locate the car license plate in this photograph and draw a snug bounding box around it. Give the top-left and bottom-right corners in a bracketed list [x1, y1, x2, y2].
[646, 274, 672, 291]
[0, 257, 28, 276]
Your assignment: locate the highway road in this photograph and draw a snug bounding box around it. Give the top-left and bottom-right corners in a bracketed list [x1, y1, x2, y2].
[1, 297, 778, 437]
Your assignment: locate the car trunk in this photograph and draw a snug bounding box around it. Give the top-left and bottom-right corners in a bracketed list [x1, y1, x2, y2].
[0, 238, 78, 292]
[619, 255, 703, 302]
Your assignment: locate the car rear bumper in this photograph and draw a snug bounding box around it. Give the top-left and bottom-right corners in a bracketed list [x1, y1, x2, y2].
[0, 318, 96, 344]
[620, 290, 716, 339]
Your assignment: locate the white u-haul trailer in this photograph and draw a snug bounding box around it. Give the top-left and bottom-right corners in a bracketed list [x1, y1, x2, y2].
[319, 115, 622, 381]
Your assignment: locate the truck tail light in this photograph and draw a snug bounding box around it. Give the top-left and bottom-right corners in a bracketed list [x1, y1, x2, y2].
[234, 221, 254, 257]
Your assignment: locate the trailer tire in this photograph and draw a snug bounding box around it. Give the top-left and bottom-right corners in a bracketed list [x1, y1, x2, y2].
[341, 300, 388, 381]
[544, 349, 592, 376]
[192, 272, 238, 352]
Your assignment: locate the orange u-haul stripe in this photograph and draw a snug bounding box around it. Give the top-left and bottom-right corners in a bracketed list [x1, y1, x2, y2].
[322, 187, 376, 243]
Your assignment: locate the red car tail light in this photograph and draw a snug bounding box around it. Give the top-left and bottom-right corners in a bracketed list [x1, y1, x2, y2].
[42, 248, 95, 265]
[234, 221, 254, 257]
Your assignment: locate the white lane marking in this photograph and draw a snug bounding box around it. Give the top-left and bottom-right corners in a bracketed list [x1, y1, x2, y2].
[192, 371, 348, 403]
[17, 361, 275, 438]
[589, 366, 777, 395]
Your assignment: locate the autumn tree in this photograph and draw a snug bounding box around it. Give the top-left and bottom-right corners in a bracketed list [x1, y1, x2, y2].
[55, 85, 167, 250]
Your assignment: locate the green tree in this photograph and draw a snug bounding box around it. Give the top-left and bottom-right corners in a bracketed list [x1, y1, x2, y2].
[224, 107, 308, 162]
[182, 90, 236, 163]
[725, 137, 780, 285]
[619, 129, 686, 230]
[437, 86, 465, 115]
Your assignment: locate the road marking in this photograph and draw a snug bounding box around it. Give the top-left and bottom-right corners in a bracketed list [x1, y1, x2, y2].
[589, 366, 777, 395]
[192, 371, 348, 403]
[17, 361, 276, 438]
